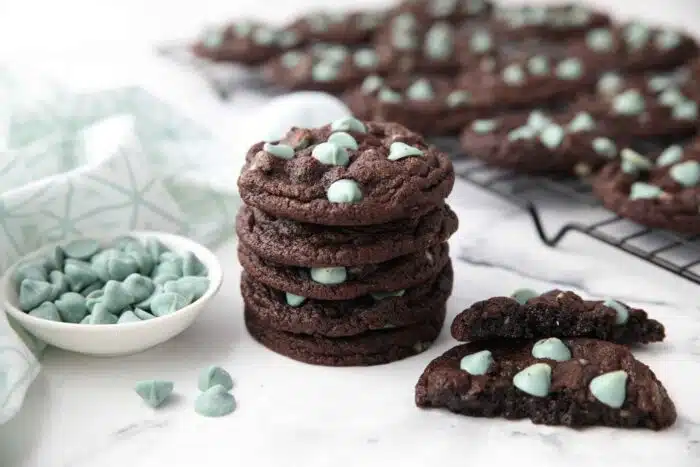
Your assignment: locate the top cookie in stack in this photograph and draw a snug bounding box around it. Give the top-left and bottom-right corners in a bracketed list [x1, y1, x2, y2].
[236, 117, 458, 366]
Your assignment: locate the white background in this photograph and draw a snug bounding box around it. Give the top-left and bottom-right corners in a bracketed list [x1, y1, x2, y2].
[0, 0, 699, 55]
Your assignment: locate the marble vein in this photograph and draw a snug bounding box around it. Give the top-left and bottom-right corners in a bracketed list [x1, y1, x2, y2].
[62, 419, 169, 467]
[455, 251, 674, 307]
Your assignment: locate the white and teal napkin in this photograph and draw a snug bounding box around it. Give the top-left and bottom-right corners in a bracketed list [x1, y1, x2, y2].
[0, 67, 241, 424]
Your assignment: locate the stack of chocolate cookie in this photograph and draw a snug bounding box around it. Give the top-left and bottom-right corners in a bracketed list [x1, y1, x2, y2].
[236, 116, 457, 366]
[415, 289, 677, 430]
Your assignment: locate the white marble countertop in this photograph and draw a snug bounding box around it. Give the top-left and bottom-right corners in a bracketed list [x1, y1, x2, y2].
[1, 183, 699, 467]
[1, 1, 700, 466]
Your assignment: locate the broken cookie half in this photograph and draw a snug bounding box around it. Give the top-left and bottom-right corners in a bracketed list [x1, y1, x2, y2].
[415, 338, 676, 430]
[451, 289, 665, 345]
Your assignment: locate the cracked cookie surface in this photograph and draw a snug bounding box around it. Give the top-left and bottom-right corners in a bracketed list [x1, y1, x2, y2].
[237, 119, 455, 226]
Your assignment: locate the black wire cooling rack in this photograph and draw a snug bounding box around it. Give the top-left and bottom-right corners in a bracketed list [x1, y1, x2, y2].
[433, 138, 700, 285]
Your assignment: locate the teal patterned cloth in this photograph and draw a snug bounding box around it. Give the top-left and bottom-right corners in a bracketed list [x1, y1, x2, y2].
[0, 68, 240, 424]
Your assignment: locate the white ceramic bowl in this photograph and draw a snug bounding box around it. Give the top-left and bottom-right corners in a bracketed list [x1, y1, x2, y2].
[2, 231, 223, 357]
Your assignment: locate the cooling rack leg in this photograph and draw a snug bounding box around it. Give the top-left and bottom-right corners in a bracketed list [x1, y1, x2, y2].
[525, 203, 579, 247]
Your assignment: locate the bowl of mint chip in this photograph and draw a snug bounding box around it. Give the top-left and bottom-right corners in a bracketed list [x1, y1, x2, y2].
[2, 231, 223, 356]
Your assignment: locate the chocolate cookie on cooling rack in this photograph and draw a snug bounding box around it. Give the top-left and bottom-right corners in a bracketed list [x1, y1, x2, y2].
[261, 43, 380, 92]
[593, 141, 700, 234]
[192, 21, 300, 64]
[344, 74, 491, 135]
[283, 9, 388, 45]
[459, 108, 626, 176]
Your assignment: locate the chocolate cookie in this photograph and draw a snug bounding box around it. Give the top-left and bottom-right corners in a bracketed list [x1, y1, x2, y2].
[236, 203, 458, 267]
[192, 21, 299, 65]
[345, 75, 491, 135]
[565, 23, 697, 74]
[491, 3, 611, 41]
[415, 338, 677, 430]
[245, 305, 446, 366]
[571, 85, 699, 139]
[372, 8, 586, 75]
[237, 118, 455, 226]
[392, 0, 493, 23]
[594, 67, 691, 98]
[261, 43, 380, 93]
[284, 10, 387, 45]
[237, 241, 449, 301]
[241, 261, 452, 337]
[373, 16, 497, 74]
[454, 5, 609, 68]
[593, 142, 700, 234]
[347, 50, 601, 137]
[450, 22, 696, 112]
[451, 289, 665, 345]
[459, 108, 626, 176]
[373, 17, 462, 74]
[454, 53, 601, 110]
[618, 65, 700, 105]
